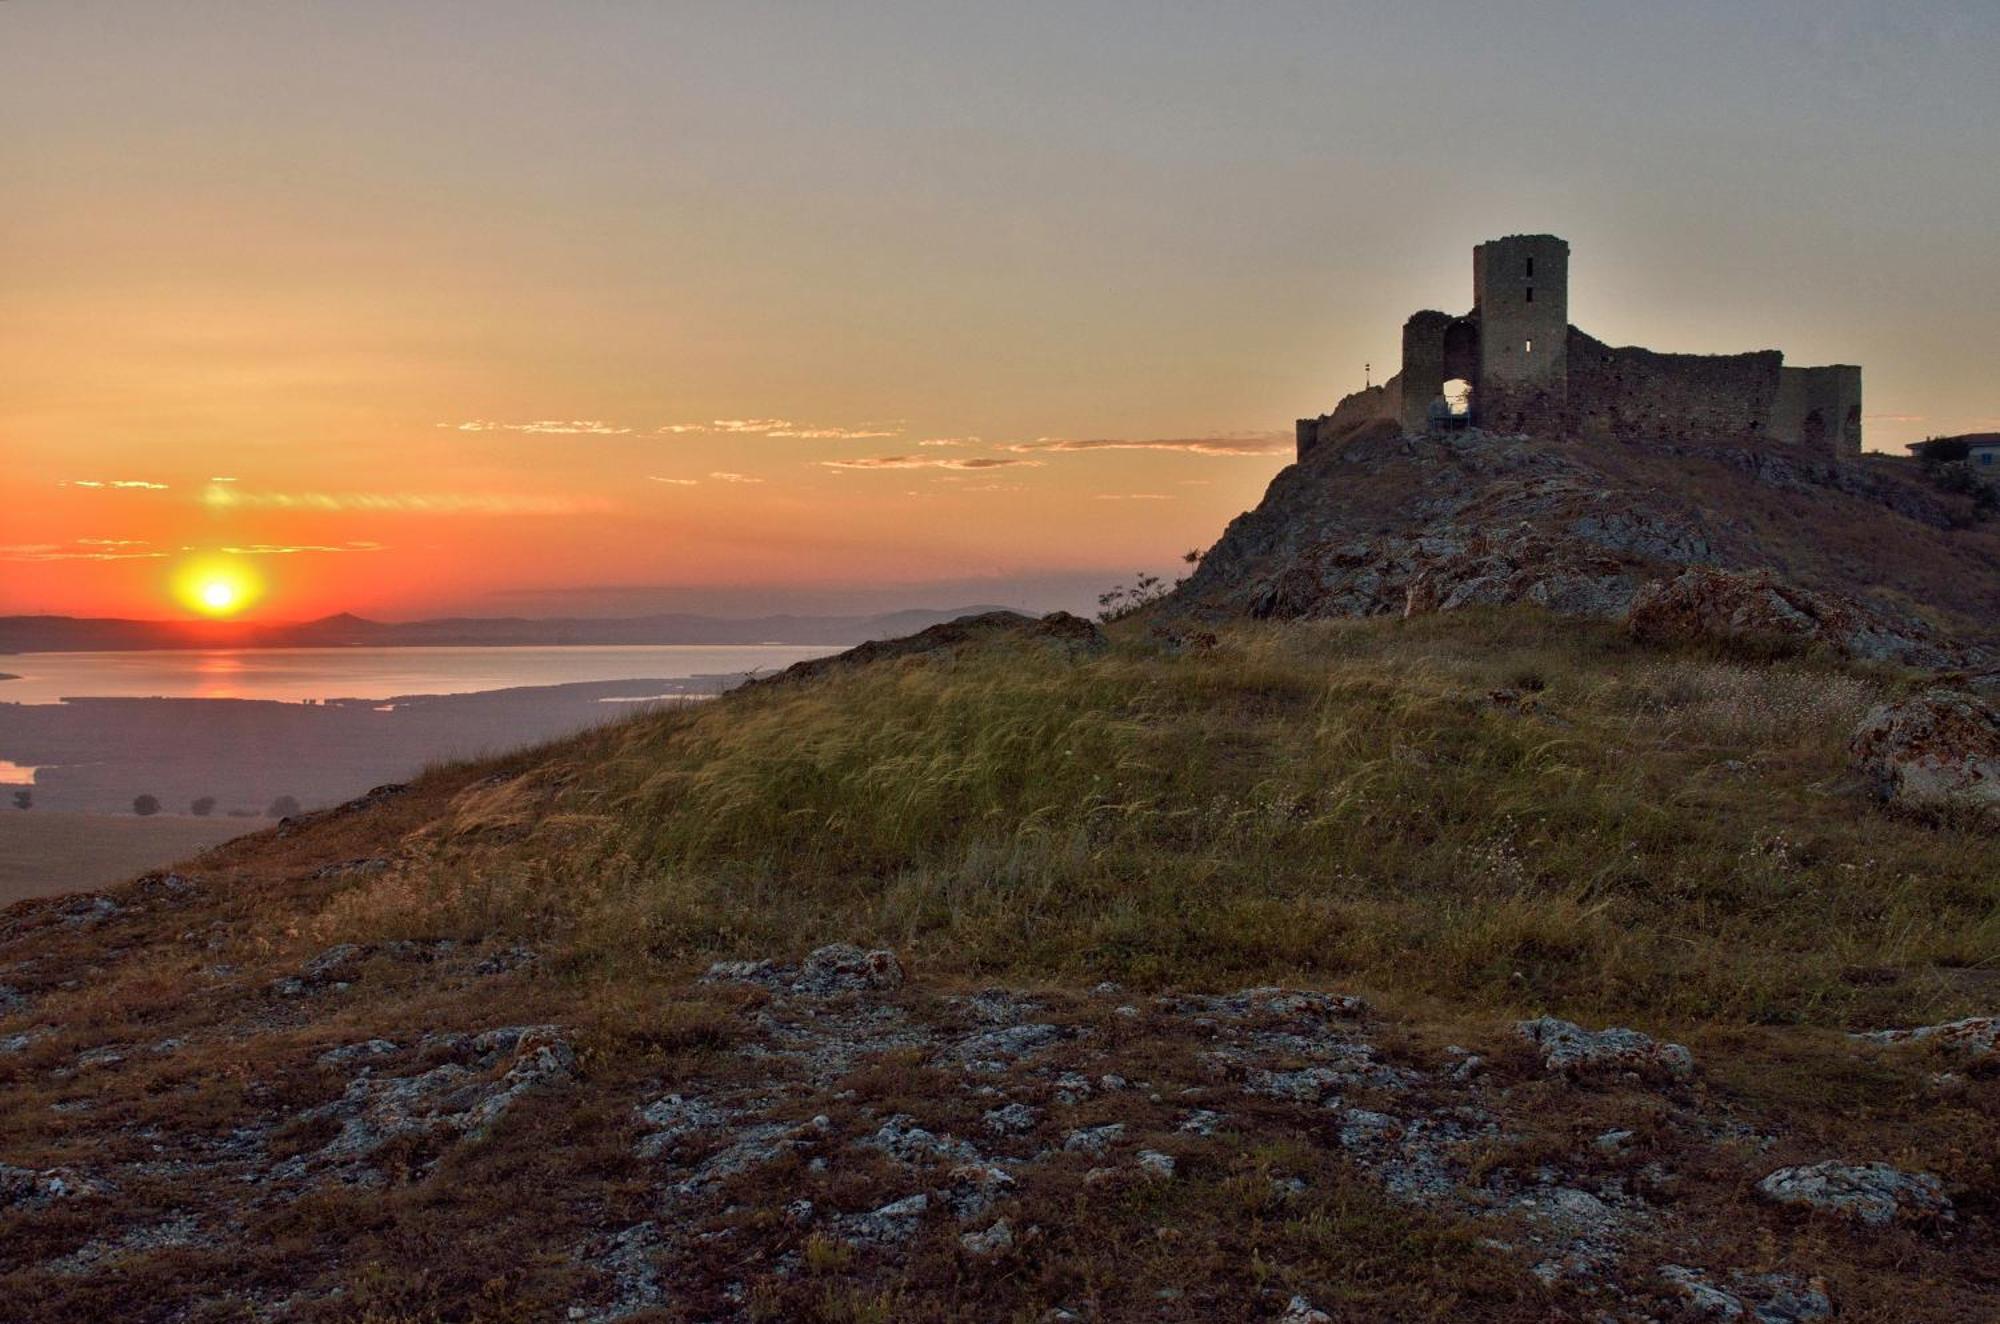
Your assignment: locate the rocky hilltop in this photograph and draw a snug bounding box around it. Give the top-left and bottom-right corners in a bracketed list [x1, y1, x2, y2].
[1174, 423, 2000, 661]
[1, 472, 1997, 1318]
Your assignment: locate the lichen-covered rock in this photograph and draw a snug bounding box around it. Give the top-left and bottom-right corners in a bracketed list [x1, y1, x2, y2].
[1849, 689, 2000, 820]
[1754, 1160, 1953, 1228]
[700, 944, 905, 997]
[796, 943, 904, 995]
[1516, 1017, 1693, 1079]
[1627, 566, 1950, 665]
[1855, 1015, 1999, 1061]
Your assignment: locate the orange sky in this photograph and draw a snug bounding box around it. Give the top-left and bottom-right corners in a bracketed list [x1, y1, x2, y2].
[5, 4, 1996, 621]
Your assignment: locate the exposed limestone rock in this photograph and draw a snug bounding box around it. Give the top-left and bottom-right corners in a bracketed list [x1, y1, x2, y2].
[796, 943, 904, 995]
[0, 1164, 115, 1210]
[1279, 1294, 1334, 1324]
[1175, 431, 1716, 623]
[702, 943, 905, 997]
[1755, 1161, 1953, 1228]
[1849, 689, 2000, 820]
[1855, 1015, 1999, 1061]
[959, 1218, 1013, 1257]
[1516, 1017, 1694, 1080]
[1628, 566, 1951, 665]
[283, 1024, 575, 1181]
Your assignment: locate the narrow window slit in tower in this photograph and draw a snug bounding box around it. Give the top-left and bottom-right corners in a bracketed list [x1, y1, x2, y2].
[1526, 286, 1534, 303]
[1524, 339, 1533, 354]
[1526, 257, 1534, 278]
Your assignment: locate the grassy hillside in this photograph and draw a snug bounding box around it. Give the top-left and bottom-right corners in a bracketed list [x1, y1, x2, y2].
[3, 610, 1995, 1322]
[318, 610, 1995, 1031]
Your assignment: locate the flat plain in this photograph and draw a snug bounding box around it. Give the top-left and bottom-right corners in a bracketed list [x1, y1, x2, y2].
[0, 811, 244, 902]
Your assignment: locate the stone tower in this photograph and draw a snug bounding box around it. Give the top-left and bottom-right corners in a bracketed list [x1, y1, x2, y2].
[1473, 234, 1569, 432]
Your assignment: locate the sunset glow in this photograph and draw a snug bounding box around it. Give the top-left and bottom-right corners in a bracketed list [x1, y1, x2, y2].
[3, 7, 1996, 622]
[172, 560, 262, 619]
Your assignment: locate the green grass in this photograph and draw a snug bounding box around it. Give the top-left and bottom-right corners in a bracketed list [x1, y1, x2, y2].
[317, 609, 1999, 1032]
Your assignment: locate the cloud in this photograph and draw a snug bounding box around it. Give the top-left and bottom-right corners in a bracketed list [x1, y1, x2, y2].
[1865, 413, 1926, 422]
[660, 419, 903, 440]
[61, 479, 170, 490]
[918, 436, 979, 447]
[442, 420, 632, 435]
[1001, 432, 1290, 457]
[203, 485, 606, 515]
[217, 541, 386, 556]
[647, 476, 701, 486]
[708, 472, 764, 484]
[1093, 493, 1175, 500]
[0, 542, 167, 562]
[76, 538, 149, 547]
[820, 455, 1043, 471]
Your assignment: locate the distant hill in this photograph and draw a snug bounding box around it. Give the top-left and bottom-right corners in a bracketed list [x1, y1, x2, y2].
[0, 606, 1017, 654]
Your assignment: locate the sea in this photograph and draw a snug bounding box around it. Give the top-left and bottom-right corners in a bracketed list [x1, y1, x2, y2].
[0, 644, 843, 706]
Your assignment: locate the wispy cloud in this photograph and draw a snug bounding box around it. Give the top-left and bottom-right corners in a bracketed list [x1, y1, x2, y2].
[60, 479, 170, 490]
[217, 542, 386, 556]
[1001, 432, 1290, 457]
[918, 436, 979, 447]
[708, 472, 765, 484]
[660, 419, 903, 440]
[821, 455, 1042, 471]
[646, 476, 701, 486]
[441, 419, 633, 435]
[203, 485, 606, 515]
[1093, 493, 1175, 500]
[1865, 413, 1927, 422]
[0, 541, 167, 562]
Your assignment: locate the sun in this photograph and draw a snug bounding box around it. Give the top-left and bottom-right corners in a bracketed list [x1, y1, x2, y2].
[172, 558, 263, 619]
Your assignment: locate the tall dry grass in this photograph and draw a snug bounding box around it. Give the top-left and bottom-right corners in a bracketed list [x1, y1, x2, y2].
[313, 610, 1998, 1031]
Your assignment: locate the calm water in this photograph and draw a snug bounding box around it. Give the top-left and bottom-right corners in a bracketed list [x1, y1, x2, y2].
[0, 644, 843, 705]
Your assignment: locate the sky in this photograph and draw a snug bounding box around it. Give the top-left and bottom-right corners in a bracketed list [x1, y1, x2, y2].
[4, 1, 1997, 620]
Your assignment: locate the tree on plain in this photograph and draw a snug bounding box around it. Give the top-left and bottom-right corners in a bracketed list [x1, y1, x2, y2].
[133, 794, 161, 817]
[267, 795, 302, 819]
[191, 796, 217, 817]
[10, 789, 29, 811]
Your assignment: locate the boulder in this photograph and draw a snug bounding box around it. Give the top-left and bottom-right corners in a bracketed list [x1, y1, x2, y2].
[1516, 1017, 1693, 1080]
[1848, 689, 2000, 819]
[1627, 566, 1949, 665]
[1854, 1015, 1998, 1062]
[1754, 1161, 1952, 1228]
[796, 943, 904, 995]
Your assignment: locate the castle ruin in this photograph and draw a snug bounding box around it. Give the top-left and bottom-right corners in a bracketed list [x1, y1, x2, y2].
[1297, 235, 1862, 462]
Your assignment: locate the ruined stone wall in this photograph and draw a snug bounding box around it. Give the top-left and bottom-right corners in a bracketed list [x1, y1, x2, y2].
[1397, 311, 1454, 434]
[1565, 330, 1782, 444]
[1770, 364, 1863, 456]
[1298, 374, 1400, 460]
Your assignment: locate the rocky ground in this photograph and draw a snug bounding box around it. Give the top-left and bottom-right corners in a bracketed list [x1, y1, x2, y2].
[0, 878, 1991, 1320]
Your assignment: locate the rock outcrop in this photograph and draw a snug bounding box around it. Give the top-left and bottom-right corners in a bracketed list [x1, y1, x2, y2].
[1755, 1161, 1954, 1228]
[1169, 426, 1997, 659]
[1855, 1015, 2000, 1063]
[1848, 689, 2000, 820]
[1627, 566, 1951, 665]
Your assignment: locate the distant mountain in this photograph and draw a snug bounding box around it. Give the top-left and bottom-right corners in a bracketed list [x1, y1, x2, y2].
[0, 607, 1019, 654]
